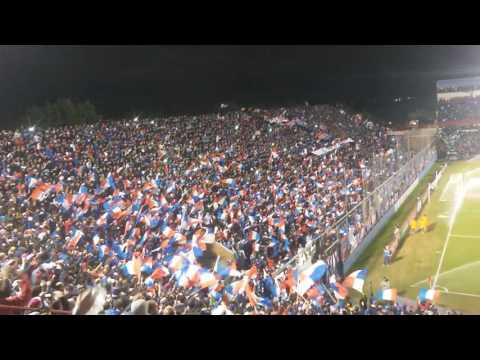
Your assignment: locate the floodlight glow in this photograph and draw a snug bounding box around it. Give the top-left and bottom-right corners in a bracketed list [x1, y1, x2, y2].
[29, 126, 35, 132]
[466, 177, 480, 193]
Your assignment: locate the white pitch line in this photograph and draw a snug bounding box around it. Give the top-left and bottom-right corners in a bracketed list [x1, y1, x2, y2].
[410, 284, 446, 291]
[433, 221, 455, 288]
[451, 234, 480, 239]
[410, 260, 480, 288]
[432, 187, 465, 289]
[438, 290, 480, 299]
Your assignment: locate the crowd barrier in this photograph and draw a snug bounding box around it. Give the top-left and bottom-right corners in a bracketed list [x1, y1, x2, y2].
[275, 143, 438, 278]
[388, 163, 447, 259]
[0, 304, 72, 315]
[341, 146, 437, 272]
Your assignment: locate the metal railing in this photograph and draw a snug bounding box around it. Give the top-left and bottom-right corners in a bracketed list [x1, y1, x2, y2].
[388, 163, 447, 258]
[0, 303, 72, 315]
[275, 143, 437, 277]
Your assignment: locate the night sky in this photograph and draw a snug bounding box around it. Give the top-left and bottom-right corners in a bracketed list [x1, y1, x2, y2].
[1, 45, 480, 126]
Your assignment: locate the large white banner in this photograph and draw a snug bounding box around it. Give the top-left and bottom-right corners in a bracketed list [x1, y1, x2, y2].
[312, 138, 354, 157]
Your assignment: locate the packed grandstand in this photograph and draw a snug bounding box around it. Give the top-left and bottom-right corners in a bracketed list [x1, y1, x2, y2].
[0, 104, 457, 315]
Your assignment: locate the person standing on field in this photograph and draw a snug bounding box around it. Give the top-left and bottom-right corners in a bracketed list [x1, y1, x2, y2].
[380, 276, 390, 290]
[394, 225, 400, 243]
[383, 246, 391, 267]
[419, 214, 428, 233]
[410, 218, 417, 234]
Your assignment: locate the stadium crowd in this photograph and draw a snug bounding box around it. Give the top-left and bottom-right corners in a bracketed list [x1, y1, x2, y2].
[439, 126, 480, 160]
[0, 104, 443, 315]
[438, 97, 480, 124]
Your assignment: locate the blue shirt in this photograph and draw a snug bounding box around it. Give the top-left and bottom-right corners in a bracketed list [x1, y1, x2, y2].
[105, 308, 121, 315]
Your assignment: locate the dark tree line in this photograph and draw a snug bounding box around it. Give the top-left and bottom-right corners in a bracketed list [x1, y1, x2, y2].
[22, 99, 99, 128]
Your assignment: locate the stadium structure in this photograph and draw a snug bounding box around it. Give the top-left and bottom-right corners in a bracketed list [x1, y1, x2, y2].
[349, 76, 480, 314]
[2, 77, 480, 315]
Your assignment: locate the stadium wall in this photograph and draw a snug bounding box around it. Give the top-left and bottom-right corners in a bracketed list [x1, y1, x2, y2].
[343, 151, 437, 272]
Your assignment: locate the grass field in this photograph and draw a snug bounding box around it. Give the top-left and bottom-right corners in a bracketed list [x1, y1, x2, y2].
[353, 160, 480, 314]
